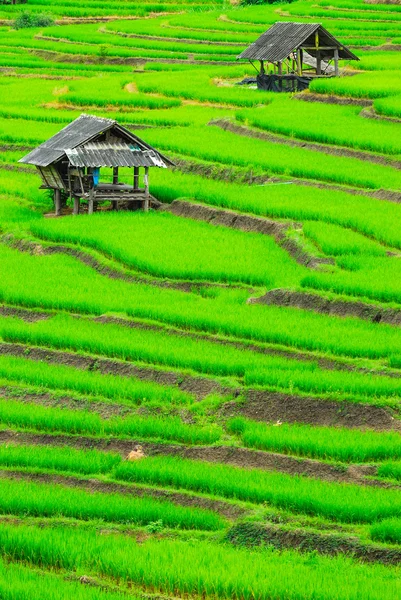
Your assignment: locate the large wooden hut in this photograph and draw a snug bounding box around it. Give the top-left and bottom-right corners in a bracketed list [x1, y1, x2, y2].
[19, 114, 173, 216]
[238, 22, 359, 92]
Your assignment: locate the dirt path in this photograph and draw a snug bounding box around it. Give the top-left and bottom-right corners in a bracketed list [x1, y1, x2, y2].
[161, 199, 334, 270]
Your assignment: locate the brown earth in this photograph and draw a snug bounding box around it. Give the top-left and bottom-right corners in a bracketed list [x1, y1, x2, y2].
[227, 522, 401, 565]
[295, 92, 373, 108]
[252, 288, 401, 327]
[0, 305, 50, 322]
[225, 389, 401, 432]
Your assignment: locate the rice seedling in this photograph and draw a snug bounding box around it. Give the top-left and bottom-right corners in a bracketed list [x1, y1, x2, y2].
[0, 354, 192, 407]
[5, 313, 401, 406]
[310, 71, 401, 100]
[370, 518, 401, 545]
[377, 462, 401, 481]
[0, 523, 400, 600]
[114, 455, 401, 523]
[0, 477, 224, 530]
[30, 210, 305, 287]
[237, 99, 401, 155]
[0, 442, 121, 475]
[228, 417, 401, 462]
[302, 221, 388, 257]
[142, 125, 401, 190]
[302, 255, 401, 305]
[0, 397, 221, 444]
[0, 557, 131, 600]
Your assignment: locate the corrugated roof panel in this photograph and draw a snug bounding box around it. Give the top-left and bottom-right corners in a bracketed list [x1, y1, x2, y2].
[19, 114, 174, 168]
[65, 145, 168, 168]
[238, 22, 358, 62]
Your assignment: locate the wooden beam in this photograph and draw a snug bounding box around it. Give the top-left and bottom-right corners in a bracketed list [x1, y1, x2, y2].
[259, 60, 265, 75]
[301, 46, 339, 51]
[144, 167, 150, 211]
[278, 61, 283, 76]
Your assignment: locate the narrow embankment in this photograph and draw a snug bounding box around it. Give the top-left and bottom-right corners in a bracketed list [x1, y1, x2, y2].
[227, 522, 401, 565]
[0, 429, 388, 489]
[0, 342, 226, 400]
[0, 468, 243, 519]
[161, 199, 333, 269]
[224, 390, 401, 432]
[209, 118, 401, 171]
[252, 289, 401, 327]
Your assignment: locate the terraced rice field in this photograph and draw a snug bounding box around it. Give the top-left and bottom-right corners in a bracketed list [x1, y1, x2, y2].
[0, 0, 401, 597]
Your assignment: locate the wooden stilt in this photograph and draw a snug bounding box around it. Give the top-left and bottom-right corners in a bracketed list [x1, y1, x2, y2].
[316, 51, 322, 75]
[297, 48, 302, 76]
[334, 47, 339, 77]
[144, 167, 149, 212]
[88, 188, 94, 215]
[133, 167, 139, 191]
[73, 197, 80, 215]
[278, 62, 283, 76]
[54, 189, 61, 216]
[259, 60, 265, 75]
[113, 167, 119, 185]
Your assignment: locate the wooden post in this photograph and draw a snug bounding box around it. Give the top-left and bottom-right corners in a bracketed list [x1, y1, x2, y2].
[297, 49, 302, 76]
[113, 167, 119, 185]
[334, 47, 339, 77]
[73, 197, 80, 216]
[144, 167, 149, 211]
[278, 62, 282, 76]
[316, 51, 321, 75]
[133, 167, 139, 191]
[54, 189, 61, 216]
[259, 60, 265, 75]
[88, 188, 94, 215]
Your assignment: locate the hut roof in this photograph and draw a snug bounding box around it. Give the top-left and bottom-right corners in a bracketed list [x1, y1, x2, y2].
[238, 22, 359, 62]
[19, 114, 172, 168]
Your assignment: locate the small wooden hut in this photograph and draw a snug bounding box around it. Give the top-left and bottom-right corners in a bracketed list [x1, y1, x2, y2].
[19, 114, 173, 216]
[238, 22, 359, 92]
